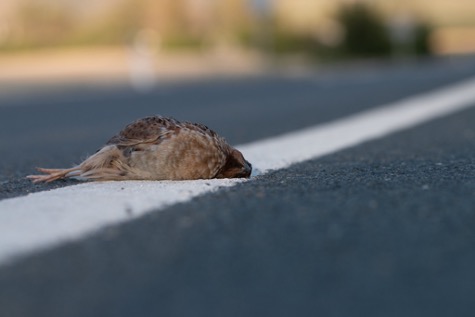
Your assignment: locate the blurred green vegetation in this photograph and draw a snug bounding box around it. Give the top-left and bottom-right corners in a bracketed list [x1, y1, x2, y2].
[248, 3, 433, 60]
[336, 3, 392, 57]
[0, 0, 432, 59]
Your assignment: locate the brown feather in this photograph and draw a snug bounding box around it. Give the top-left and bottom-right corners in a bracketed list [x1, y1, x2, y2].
[27, 116, 252, 182]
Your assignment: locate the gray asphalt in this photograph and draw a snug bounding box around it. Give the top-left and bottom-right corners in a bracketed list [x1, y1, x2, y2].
[2, 57, 475, 198]
[1, 57, 475, 316]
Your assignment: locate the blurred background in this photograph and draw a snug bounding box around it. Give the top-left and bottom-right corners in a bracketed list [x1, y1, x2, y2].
[0, 0, 474, 88]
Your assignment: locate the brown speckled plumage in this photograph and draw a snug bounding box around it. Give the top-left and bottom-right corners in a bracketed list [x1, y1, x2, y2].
[27, 116, 252, 183]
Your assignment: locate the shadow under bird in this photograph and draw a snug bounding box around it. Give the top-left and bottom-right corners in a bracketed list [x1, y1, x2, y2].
[28, 116, 252, 183]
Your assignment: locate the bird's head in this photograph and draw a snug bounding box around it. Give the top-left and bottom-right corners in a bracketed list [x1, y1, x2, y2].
[215, 148, 252, 179]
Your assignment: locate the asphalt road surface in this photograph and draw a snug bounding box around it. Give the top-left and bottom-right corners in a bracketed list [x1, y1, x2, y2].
[1, 57, 475, 316]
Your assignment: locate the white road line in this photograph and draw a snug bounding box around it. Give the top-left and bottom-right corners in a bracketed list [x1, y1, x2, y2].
[2, 76, 475, 266]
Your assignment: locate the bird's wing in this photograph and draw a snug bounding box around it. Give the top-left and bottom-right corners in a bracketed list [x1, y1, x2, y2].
[106, 116, 181, 147]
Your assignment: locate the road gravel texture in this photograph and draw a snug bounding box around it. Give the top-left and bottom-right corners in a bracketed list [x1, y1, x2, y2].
[1, 104, 475, 317]
[2, 57, 475, 199]
[1, 57, 475, 317]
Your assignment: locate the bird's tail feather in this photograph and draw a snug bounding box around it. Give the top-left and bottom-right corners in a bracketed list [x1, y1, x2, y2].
[27, 145, 136, 183]
[27, 167, 82, 183]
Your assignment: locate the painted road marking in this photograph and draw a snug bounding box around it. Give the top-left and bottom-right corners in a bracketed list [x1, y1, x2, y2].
[2, 76, 475, 265]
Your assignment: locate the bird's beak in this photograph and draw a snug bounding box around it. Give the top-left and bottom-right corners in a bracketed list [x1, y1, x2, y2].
[243, 160, 252, 178]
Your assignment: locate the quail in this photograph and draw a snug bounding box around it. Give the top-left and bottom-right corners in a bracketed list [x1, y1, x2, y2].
[28, 116, 252, 182]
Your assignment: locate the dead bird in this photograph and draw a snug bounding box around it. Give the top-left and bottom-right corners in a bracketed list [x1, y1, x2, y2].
[28, 116, 252, 183]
